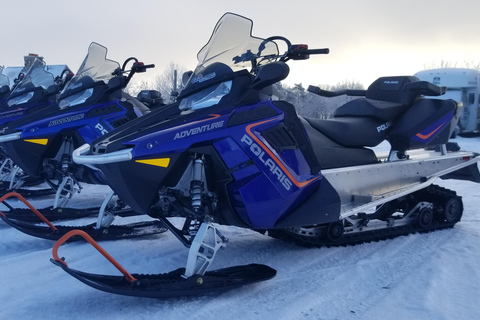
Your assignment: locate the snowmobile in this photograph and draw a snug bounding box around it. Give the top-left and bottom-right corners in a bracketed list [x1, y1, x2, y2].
[0, 59, 72, 191]
[0, 42, 166, 240]
[51, 13, 480, 298]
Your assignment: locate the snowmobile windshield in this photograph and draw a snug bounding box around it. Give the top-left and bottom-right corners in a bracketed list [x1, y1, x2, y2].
[7, 58, 54, 107]
[59, 42, 119, 109]
[0, 66, 9, 87]
[179, 13, 279, 111]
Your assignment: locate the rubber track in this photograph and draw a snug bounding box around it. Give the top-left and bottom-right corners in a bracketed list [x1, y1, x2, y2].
[268, 185, 461, 248]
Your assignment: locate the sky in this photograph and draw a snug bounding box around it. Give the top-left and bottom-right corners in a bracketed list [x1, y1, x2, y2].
[2, 0, 480, 88]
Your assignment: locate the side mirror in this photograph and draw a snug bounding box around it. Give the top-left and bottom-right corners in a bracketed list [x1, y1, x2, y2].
[107, 76, 126, 91]
[45, 84, 61, 96]
[0, 85, 9, 95]
[251, 62, 290, 90]
[182, 71, 193, 86]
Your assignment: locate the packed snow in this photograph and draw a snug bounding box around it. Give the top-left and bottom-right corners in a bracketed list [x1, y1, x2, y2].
[1, 136, 480, 320]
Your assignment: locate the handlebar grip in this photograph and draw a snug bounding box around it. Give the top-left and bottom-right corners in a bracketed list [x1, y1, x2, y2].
[305, 48, 329, 55]
[143, 64, 155, 69]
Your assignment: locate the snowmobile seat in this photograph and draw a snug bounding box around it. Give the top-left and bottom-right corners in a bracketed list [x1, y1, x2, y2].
[300, 117, 379, 169]
[303, 116, 387, 148]
[334, 98, 409, 122]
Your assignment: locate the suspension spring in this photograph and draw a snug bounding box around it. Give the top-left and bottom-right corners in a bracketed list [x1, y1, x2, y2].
[190, 157, 205, 213]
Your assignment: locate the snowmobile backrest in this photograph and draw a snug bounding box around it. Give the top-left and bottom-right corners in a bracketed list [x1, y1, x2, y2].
[137, 90, 164, 108]
[365, 76, 420, 106]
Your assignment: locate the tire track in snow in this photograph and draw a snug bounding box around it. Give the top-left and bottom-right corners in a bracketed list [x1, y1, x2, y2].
[260, 228, 459, 319]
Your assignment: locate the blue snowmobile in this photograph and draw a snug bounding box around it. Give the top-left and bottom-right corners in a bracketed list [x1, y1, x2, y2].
[52, 13, 480, 297]
[0, 58, 72, 190]
[0, 42, 166, 240]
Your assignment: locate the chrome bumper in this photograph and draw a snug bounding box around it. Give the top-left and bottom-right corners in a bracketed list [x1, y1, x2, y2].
[0, 132, 21, 143]
[72, 144, 133, 170]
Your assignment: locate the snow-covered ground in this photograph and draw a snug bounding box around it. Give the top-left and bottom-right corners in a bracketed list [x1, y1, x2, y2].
[1, 136, 480, 320]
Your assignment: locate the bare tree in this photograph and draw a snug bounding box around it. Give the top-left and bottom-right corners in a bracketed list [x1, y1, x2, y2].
[151, 62, 188, 103]
[124, 80, 151, 97]
[462, 61, 480, 70]
[280, 79, 365, 119]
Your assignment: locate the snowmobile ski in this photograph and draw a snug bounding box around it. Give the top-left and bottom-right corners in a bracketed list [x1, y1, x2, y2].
[0, 192, 166, 241]
[51, 230, 276, 298]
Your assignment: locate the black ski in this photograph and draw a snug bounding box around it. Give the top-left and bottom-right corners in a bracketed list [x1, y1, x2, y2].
[50, 261, 276, 298]
[1, 216, 167, 241]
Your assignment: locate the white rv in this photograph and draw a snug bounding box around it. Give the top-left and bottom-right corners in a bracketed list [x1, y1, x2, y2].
[415, 68, 480, 135]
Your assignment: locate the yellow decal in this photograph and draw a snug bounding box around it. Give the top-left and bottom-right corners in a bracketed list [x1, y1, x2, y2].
[135, 158, 170, 167]
[24, 139, 48, 145]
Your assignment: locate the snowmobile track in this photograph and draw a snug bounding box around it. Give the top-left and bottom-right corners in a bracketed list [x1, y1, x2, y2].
[268, 185, 461, 248]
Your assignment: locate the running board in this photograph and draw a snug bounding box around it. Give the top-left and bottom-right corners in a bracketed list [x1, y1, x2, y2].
[322, 151, 480, 219]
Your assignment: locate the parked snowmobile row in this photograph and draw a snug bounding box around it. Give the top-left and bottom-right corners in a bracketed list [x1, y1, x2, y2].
[2, 12, 480, 298]
[0, 43, 167, 240]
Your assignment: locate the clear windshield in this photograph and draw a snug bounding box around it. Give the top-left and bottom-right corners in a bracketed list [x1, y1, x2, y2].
[186, 13, 279, 86]
[7, 58, 55, 106]
[59, 43, 120, 108]
[0, 66, 9, 87]
[180, 13, 279, 111]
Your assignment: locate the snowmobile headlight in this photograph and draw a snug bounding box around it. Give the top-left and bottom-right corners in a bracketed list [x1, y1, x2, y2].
[7, 91, 34, 107]
[59, 88, 93, 109]
[179, 80, 232, 111]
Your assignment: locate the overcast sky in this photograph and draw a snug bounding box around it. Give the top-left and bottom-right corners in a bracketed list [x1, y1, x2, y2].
[2, 0, 480, 88]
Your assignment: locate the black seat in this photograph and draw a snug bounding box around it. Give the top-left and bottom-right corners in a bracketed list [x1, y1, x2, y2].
[304, 116, 386, 148]
[301, 118, 379, 169]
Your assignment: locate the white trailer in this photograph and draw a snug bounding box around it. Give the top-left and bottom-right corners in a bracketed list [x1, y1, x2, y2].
[415, 68, 480, 135]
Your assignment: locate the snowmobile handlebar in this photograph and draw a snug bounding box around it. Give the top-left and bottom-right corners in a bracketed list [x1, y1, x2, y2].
[119, 57, 155, 86]
[261, 36, 329, 62]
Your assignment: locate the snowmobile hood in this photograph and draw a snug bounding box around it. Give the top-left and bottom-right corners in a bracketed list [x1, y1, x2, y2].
[87, 13, 287, 155]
